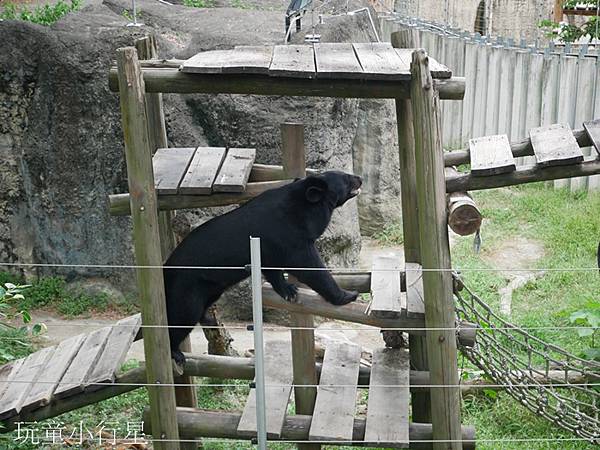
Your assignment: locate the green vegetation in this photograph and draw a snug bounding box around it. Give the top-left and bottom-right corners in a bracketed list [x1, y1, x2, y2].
[373, 221, 404, 246]
[0, 0, 81, 26]
[182, 0, 215, 8]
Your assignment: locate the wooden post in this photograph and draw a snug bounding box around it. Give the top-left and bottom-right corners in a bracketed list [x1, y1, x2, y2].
[391, 29, 431, 424]
[553, 0, 563, 22]
[116, 47, 180, 450]
[410, 49, 463, 450]
[281, 123, 320, 450]
[134, 37, 197, 448]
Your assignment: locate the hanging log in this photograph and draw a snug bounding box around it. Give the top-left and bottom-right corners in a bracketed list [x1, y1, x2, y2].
[445, 168, 482, 236]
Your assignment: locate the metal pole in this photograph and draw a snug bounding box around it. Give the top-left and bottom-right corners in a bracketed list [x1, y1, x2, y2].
[250, 237, 267, 450]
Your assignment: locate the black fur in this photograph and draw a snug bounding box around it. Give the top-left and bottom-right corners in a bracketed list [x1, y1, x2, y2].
[164, 171, 362, 365]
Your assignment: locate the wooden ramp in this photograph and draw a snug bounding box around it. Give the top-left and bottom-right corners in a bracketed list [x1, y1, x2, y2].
[0, 314, 141, 422]
[152, 147, 256, 196]
[235, 341, 411, 447]
[180, 43, 452, 81]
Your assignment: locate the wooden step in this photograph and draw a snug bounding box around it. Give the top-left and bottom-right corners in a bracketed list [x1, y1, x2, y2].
[180, 44, 452, 80]
[530, 123, 584, 167]
[368, 255, 403, 319]
[179, 147, 227, 195]
[153, 147, 196, 195]
[583, 119, 600, 155]
[213, 148, 256, 193]
[237, 340, 293, 439]
[309, 343, 361, 442]
[469, 134, 516, 176]
[364, 348, 410, 447]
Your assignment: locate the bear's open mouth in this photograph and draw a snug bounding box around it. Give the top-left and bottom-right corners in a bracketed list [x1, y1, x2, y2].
[350, 188, 361, 197]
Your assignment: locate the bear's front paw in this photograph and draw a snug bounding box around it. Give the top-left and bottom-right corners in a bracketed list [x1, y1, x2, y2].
[284, 283, 298, 302]
[172, 349, 186, 367]
[331, 290, 358, 306]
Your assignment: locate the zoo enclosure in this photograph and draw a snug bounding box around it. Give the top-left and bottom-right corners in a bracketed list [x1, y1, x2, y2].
[381, 14, 600, 192]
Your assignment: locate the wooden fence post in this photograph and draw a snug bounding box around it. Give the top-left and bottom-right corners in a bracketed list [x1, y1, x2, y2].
[391, 29, 432, 424]
[116, 47, 180, 450]
[134, 36, 197, 450]
[281, 123, 320, 450]
[410, 49, 463, 450]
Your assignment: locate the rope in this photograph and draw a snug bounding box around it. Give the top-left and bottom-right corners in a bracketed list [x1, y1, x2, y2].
[454, 273, 600, 445]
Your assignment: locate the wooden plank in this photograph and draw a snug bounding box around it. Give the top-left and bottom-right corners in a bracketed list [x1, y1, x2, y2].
[353, 42, 410, 80]
[0, 346, 55, 420]
[406, 262, 424, 318]
[222, 46, 273, 74]
[21, 334, 86, 412]
[583, 119, 600, 155]
[237, 341, 293, 438]
[180, 49, 234, 74]
[0, 359, 25, 404]
[86, 314, 142, 390]
[309, 343, 361, 442]
[530, 123, 584, 167]
[179, 147, 227, 195]
[153, 147, 197, 194]
[368, 256, 403, 318]
[269, 45, 315, 78]
[364, 348, 410, 447]
[469, 134, 516, 176]
[314, 43, 363, 79]
[213, 148, 256, 193]
[54, 326, 112, 399]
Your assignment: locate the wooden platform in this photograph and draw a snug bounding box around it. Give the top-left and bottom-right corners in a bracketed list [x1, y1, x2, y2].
[0, 314, 141, 422]
[446, 122, 600, 192]
[180, 43, 451, 81]
[153, 147, 256, 195]
[237, 340, 410, 447]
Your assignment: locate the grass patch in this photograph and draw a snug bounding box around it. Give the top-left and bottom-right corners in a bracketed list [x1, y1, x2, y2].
[0, 0, 81, 25]
[373, 221, 404, 246]
[182, 0, 215, 7]
[0, 326, 34, 365]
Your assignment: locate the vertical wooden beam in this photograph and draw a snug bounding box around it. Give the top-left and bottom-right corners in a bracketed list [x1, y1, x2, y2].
[553, 0, 563, 22]
[134, 36, 197, 448]
[391, 30, 431, 424]
[116, 47, 180, 450]
[281, 123, 320, 450]
[410, 49, 463, 450]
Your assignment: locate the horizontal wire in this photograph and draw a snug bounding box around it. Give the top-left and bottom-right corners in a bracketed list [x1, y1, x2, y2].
[0, 261, 598, 272]
[1, 378, 599, 389]
[142, 437, 599, 444]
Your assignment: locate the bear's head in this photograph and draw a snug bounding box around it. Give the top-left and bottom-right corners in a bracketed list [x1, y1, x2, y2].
[303, 171, 362, 208]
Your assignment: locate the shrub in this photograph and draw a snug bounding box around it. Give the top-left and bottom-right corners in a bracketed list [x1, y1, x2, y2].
[0, 0, 81, 26]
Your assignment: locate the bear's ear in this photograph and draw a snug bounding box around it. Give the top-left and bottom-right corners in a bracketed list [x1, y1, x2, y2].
[304, 177, 328, 203]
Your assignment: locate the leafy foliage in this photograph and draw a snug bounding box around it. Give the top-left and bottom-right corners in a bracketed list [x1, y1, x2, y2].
[0, 0, 81, 26]
[539, 16, 600, 43]
[569, 300, 600, 360]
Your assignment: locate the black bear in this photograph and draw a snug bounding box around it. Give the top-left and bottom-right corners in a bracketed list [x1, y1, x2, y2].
[164, 171, 362, 364]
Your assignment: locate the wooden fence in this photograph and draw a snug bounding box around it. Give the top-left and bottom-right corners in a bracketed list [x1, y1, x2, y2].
[381, 16, 600, 191]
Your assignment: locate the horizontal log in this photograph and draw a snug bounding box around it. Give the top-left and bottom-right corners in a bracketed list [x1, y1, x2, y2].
[443, 128, 592, 167]
[146, 408, 476, 449]
[262, 285, 426, 333]
[249, 163, 318, 182]
[109, 180, 290, 215]
[107, 67, 465, 100]
[446, 156, 600, 192]
[330, 273, 374, 293]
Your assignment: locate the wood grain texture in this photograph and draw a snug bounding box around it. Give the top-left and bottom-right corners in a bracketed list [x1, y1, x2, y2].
[364, 348, 410, 447]
[469, 134, 516, 176]
[21, 334, 86, 411]
[369, 256, 403, 319]
[86, 314, 142, 390]
[0, 360, 24, 402]
[309, 343, 361, 442]
[213, 148, 256, 193]
[237, 341, 293, 438]
[583, 119, 600, 155]
[153, 147, 197, 194]
[314, 43, 363, 79]
[54, 326, 112, 399]
[405, 262, 425, 318]
[0, 346, 55, 420]
[270, 45, 316, 78]
[352, 42, 410, 80]
[530, 123, 584, 166]
[180, 49, 233, 73]
[222, 46, 273, 74]
[179, 147, 227, 195]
